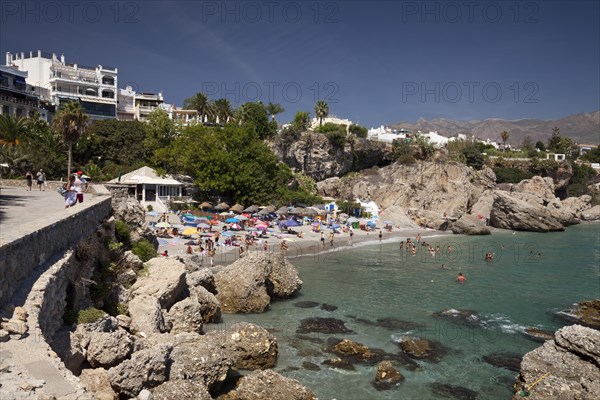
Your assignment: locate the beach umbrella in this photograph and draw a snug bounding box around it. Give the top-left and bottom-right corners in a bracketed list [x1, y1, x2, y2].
[281, 219, 301, 227]
[214, 202, 230, 211]
[244, 205, 260, 213]
[237, 215, 249, 221]
[199, 202, 213, 210]
[225, 217, 240, 223]
[187, 199, 200, 204]
[288, 207, 305, 215]
[339, 213, 349, 218]
[155, 222, 171, 228]
[275, 206, 289, 215]
[346, 217, 359, 224]
[229, 223, 241, 230]
[383, 220, 393, 225]
[182, 227, 198, 235]
[304, 207, 319, 216]
[219, 211, 231, 216]
[197, 223, 210, 229]
[183, 213, 195, 218]
[230, 204, 244, 213]
[331, 224, 341, 229]
[147, 211, 159, 217]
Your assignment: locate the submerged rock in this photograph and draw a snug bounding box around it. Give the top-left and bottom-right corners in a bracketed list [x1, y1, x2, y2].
[374, 317, 423, 331]
[432, 309, 481, 327]
[571, 299, 600, 330]
[372, 361, 404, 391]
[524, 327, 555, 343]
[297, 317, 355, 335]
[320, 304, 338, 312]
[294, 301, 320, 309]
[482, 352, 522, 372]
[397, 337, 448, 363]
[321, 358, 355, 371]
[513, 324, 600, 399]
[429, 383, 478, 400]
[302, 361, 321, 371]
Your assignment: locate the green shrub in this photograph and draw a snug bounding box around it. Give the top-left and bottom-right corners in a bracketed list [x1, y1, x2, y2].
[104, 302, 129, 317]
[114, 220, 131, 244]
[131, 239, 157, 262]
[147, 204, 153, 211]
[315, 122, 346, 134]
[77, 307, 106, 324]
[137, 263, 150, 277]
[461, 146, 485, 170]
[326, 130, 346, 149]
[493, 167, 534, 183]
[349, 124, 368, 138]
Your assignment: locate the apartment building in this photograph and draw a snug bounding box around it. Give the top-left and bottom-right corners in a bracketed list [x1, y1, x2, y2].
[6, 50, 118, 120]
[0, 65, 50, 120]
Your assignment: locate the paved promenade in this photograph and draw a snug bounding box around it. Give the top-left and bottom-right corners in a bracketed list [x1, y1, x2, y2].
[0, 185, 105, 246]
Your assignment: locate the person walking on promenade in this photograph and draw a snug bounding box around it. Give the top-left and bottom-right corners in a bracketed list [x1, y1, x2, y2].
[64, 175, 77, 208]
[25, 170, 33, 191]
[74, 171, 87, 203]
[36, 168, 46, 191]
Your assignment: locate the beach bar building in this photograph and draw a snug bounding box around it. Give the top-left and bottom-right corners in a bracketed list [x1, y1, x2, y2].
[108, 166, 182, 212]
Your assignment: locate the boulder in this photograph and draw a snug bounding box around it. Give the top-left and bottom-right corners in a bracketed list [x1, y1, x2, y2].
[214, 253, 302, 313]
[511, 176, 557, 202]
[524, 327, 555, 343]
[221, 369, 317, 400]
[186, 268, 217, 295]
[581, 205, 600, 221]
[128, 294, 166, 334]
[430, 383, 478, 400]
[84, 329, 134, 368]
[121, 251, 144, 271]
[372, 361, 404, 391]
[562, 195, 593, 215]
[490, 191, 564, 232]
[405, 209, 450, 230]
[152, 380, 212, 400]
[482, 352, 522, 372]
[546, 198, 580, 226]
[469, 190, 495, 221]
[108, 343, 172, 398]
[571, 299, 600, 330]
[451, 214, 491, 235]
[513, 325, 600, 399]
[212, 322, 278, 370]
[166, 297, 204, 334]
[169, 335, 234, 390]
[131, 258, 187, 309]
[193, 286, 222, 323]
[79, 368, 118, 400]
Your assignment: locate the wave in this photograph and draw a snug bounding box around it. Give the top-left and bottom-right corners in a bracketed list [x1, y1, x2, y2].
[479, 313, 529, 334]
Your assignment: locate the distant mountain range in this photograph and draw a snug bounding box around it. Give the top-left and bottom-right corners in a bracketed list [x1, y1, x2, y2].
[389, 110, 600, 145]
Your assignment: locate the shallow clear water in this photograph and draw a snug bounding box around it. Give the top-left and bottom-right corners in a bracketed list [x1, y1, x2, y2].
[219, 223, 600, 399]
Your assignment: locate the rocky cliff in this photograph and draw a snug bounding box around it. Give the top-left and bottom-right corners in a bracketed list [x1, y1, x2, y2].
[270, 132, 393, 181]
[513, 325, 600, 399]
[317, 161, 599, 232]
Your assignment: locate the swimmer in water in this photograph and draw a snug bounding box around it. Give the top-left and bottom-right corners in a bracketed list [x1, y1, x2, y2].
[456, 273, 466, 283]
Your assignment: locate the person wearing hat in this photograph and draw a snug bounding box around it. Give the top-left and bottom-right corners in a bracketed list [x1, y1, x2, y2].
[74, 171, 88, 203]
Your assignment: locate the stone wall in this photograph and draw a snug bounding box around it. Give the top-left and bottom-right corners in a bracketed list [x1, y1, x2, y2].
[0, 193, 113, 306]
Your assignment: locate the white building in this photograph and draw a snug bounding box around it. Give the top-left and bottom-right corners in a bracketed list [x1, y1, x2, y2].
[311, 115, 353, 130]
[0, 65, 50, 120]
[6, 50, 118, 120]
[108, 166, 183, 212]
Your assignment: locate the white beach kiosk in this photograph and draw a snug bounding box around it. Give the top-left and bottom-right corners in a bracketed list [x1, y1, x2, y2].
[108, 166, 183, 212]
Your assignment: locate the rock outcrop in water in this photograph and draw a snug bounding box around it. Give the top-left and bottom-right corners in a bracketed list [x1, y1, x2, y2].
[513, 324, 600, 399]
[214, 253, 302, 313]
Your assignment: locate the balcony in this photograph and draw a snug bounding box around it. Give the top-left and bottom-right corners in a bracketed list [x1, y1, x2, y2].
[0, 94, 40, 108]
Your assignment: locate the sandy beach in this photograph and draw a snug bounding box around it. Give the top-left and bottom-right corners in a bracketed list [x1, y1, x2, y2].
[149, 211, 446, 266]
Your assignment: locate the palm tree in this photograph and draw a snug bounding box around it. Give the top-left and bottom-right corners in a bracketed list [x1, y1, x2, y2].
[184, 92, 213, 124]
[266, 102, 285, 123]
[500, 130, 510, 152]
[213, 98, 234, 124]
[52, 102, 89, 177]
[314, 100, 329, 127]
[0, 114, 28, 148]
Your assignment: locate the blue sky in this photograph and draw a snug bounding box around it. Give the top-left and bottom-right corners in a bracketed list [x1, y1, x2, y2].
[2, 0, 599, 127]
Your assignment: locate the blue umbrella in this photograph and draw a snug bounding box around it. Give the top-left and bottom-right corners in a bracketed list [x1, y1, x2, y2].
[281, 219, 301, 227]
[331, 224, 341, 229]
[225, 217, 240, 223]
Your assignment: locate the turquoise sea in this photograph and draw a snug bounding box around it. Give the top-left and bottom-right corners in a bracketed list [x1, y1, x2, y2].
[218, 223, 600, 399]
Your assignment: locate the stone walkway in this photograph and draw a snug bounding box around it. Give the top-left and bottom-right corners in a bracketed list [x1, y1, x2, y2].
[0, 185, 105, 246]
